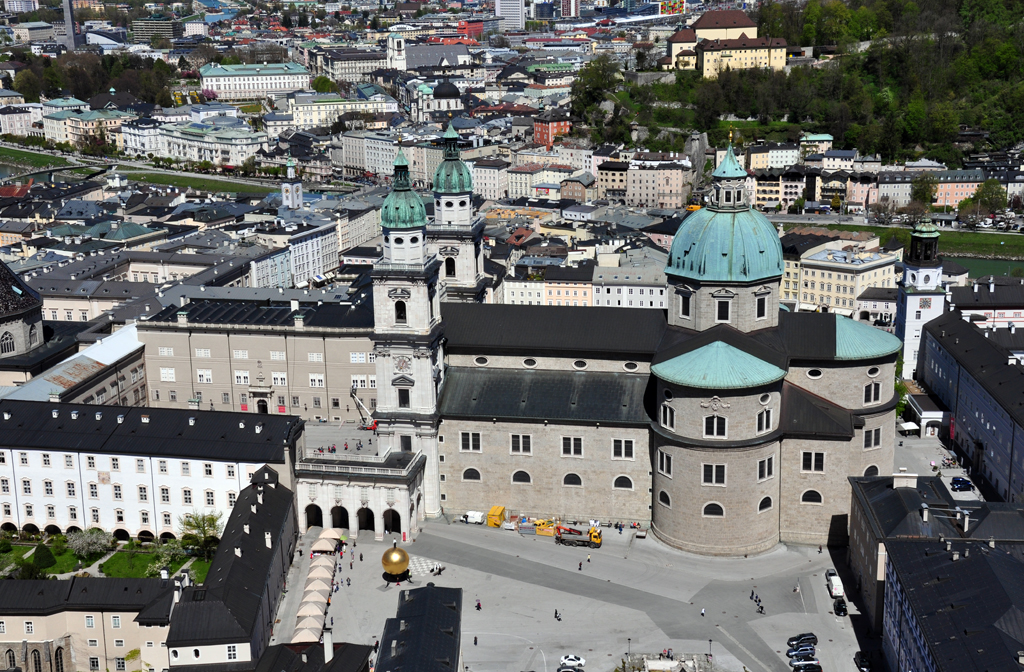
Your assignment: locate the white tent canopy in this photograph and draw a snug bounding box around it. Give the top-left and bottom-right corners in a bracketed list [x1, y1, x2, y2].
[318, 528, 344, 540]
[290, 629, 319, 644]
[307, 566, 334, 580]
[296, 602, 324, 617]
[311, 556, 335, 568]
[301, 590, 328, 603]
[310, 538, 337, 553]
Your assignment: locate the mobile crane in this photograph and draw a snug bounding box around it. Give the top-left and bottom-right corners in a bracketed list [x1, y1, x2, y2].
[350, 385, 377, 431]
[554, 525, 602, 548]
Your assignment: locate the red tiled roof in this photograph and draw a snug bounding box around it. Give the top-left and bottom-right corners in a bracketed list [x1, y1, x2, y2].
[691, 9, 756, 29]
[667, 28, 696, 43]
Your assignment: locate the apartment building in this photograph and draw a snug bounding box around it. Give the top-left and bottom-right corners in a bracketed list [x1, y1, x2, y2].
[130, 16, 182, 43]
[797, 247, 897, 314]
[470, 158, 509, 201]
[935, 169, 984, 208]
[626, 162, 689, 209]
[543, 262, 593, 306]
[696, 35, 787, 79]
[288, 92, 396, 131]
[199, 62, 310, 102]
[597, 160, 628, 201]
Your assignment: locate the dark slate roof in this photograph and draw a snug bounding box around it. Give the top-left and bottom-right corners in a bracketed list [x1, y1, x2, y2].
[148, 299, 374, 331]
[0, 257, 42, 318]
[857, 287, 899, 302]
[167, 466, 294, 647]
[441, 303, 667, 357]
[0, 400, 299, 462]
[438, 367, 650, 426]
[964, 504, 1024, 541]
[923, 311, 1024, 427]
[849, 476, 961, 541]
[780, 382, 856, 439]
[886, 539, 1024, 672]
[253, 643, 372, 672]
[950, 280, 1024, 309]
[942, 258, 969, 276]
[378, 584, 462, 672]
[0, 577, 174, 622]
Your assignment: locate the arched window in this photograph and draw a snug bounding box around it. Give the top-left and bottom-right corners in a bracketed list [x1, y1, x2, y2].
[394, 301, 407, 325]
[0, 332, 14, 354]
[445, 257, 456, 278]
[54, 648, 64, 672]
[703, 503, 724, 517]
[6, 650, 16, 669]
[658, 490, 671, 507]
[802, 490, 823, 504]
[613, 476, 633, 489]
[563, 473, 582, 487]
[462, 468, 480, 481]
[31, 649, 41, 672]
[512, 470, 531, 484]
[758, 496, 772, 512]
[28, 324, 36, 346]
[864, 465, 879, 477]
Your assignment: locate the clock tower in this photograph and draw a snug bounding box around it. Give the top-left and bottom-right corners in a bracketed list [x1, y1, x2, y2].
[371, 149, 445, 520]
[895, 217, 945, 380]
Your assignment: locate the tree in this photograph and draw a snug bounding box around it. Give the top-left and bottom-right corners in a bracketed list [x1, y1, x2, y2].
[178, 510, 223, 561]
[869, 198, 896, 225]
[634, 43, 655, 71]
[12, 558, 45, 579]
[311, 76, 338, 93]
[569, 54, 620, 118]
[975, 178, 1008, 214]
[67, 529, 114, 558]
[32, 543, 55, 569]
[13, 70, 41, 103]
[910, 173, 938, 207]
[282, 12, 293, 28]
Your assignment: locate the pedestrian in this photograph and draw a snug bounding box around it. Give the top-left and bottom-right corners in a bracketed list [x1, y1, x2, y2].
[346, 577, 350, 587]
[578, 561, 582, 571]
[359, 553, 363, 562]
[373, 641, 379, 653]
[350, 561, 353, 570]
[755, 593, 759, 603]
[750, 590, 754, 600]
[818, 545, 823, 554]
[587, 554, 591, 563]
[555, 609, 558, 619]
[331, 617, 334, 626]
[476, 599, 481, 611]
[473, 637, 478, 646]
[701, 608, 705, 617]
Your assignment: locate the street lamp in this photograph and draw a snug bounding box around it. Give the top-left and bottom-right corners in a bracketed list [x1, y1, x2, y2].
[708, 639, 712, 656]
[627, 638, 631, 656]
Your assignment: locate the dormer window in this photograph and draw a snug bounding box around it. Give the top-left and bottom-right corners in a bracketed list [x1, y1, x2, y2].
[724, 190, 731, 203]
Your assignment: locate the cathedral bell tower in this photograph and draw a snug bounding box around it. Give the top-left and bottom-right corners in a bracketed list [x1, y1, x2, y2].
[895, 218, 945, 380]
[281, 157, 303, 210]
[428, 122, 487, 303]
[371, 149, 445, 520]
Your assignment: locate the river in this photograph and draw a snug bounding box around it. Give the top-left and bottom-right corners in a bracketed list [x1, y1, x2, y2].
[945, 257, 1024, 279]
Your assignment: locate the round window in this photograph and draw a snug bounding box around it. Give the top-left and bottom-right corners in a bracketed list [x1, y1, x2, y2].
[474, 357, 488, 366]
[394, 237, 404, 245]
[807, 369, 823, 379]
[384, 236, 389, 243]
[445, 201, 454, 208]
[663, 388, 674, 400]
[171, 652, 178, 660]
[923, 275, 931, 284]
[910, 273, 918, 283]
[624, 361, 638, 371]
[435, 200, 440, 207]
[459, 200, 467, 207]
[410, 236, 419, 244]
[193, 650, 200, 659]
[867, 366, 880, 377]
[759, 393, 771, 405]
[572, 360, 588, 370]
[523, 358, 537, 367]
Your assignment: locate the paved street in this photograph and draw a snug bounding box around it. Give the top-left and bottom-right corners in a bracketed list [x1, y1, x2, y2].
[273, 521, 869, 672]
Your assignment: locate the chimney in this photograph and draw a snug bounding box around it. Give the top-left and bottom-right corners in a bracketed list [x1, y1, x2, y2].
[265, 531, 272, 548]
[257, 493, 263, 504]
[391, 640, 397, 658]
[952, 550, 960, 561]
[290, 299, 299, 311]
[893, 472, 918, 489]
[234, 547, 241, 557]
[177, 311, 188, 325]
[974, 282, 979, 293]
[323, 629, 334, 662]
[945, 540, 951, 551]
[1018, 652, 1024, 665]
[921, 503, 929, 523]
[243, 523, 249, 534]
[294, 312, 304, 329]
[964, 510, 970, 533]
[251, 503, 257, 514]
[989, 537, 996, 548]
[989, 278, 995, 293]
[49, 393, 60, 403]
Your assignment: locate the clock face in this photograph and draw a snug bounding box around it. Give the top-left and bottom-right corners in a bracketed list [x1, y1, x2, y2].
[394, 356, 412, 372]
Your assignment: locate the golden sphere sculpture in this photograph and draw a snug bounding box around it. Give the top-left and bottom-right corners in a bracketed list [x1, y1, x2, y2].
[381, 543, 409, 575]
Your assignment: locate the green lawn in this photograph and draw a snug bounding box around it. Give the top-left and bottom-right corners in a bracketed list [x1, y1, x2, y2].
[191, 558, 212, 583]
[100, 552, 159, 578]
[120, 171, 275, 194]
[792, 223, 1024, 258]
[0, 545, 30, 571]
[237, 104, 263, 114]
[0, 146, 72, 169]
[46, 549, 106, 575]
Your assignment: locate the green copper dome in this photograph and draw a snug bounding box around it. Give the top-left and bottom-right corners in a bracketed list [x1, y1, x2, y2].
[666, 145, 782, 283]
[653, 341, 787, 389]
[381, 150, 426, 230]
[834, 314, 902, 360]
[433, 124, 473, 194]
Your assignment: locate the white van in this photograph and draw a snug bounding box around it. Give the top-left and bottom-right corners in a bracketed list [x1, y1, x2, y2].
[464, 511, 485, 524]
[826, 569, 844, 598]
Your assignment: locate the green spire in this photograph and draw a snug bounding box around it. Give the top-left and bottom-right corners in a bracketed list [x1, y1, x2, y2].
[381, 149, 426, 230]
[434, 123, 473, 194]
[712, 145, 747, 179]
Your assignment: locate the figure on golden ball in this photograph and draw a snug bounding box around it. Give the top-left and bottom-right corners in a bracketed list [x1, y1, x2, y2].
[381, 541, 411, 585]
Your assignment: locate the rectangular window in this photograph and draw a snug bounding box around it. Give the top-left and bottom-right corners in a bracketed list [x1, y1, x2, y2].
[679, 293, 691, 318]
[864, 427, 882, 449]
[66, 482, 75, 497]
[398, 388, 410, 407]
[232, 350, 248, 359]
[158, 347, 173, 357]
[160, 487, 169, 503]
[270, 351, 285, 360]
[162, 513, 172, 527]
[702, 463, 726, 485]
[864, 382, 881, 404]
[111, 616, 121, 629]
[308, 352, 323, 362]
[113, 485, 121, 500]
[510, 434, 531, 453]
[658, 450, 672, 476]
[272, 372, 286, 386]
[460, 432, 481, 451]
[758, 456, 774, 481]
[160, 367, 175, 382]
[703, 415, 727, 437]
[227, 645, 237, 661]
[292, 396, 300, 406]
[612, 439, 634, 459]
[309, 374, 325, 388]
[227, 465, 235, 478]
[115, 659, 125, 671]
[716, 300, 730, 322]
[802, 451, 825, 472]
[561, 437, 583, 456]
[85, 615, 94, 628]
[197, 369, 212, 384]
[757, 408, 772, 433]
[158, 460, 167, 474]
[65, 455, 73, 468]
[235, 370, 250, 385]
[756, 295, 767, 319]
[350, 352, 366, 363]
[136, 459, 145, 473]
[661, 404, 675, 429]
[195, 348, 211, 358]
[205, 491, 215, 506]
[90, 658, 100, 671]
[181, 462, 190, 476]
[138, 486, 148, 502]
[183, 489, 192, 505]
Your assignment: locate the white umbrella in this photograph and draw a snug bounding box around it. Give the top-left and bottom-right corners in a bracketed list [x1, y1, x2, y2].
[318, 528, 344, 540]
[305, 578, 331, 592]
[290, 628, 319, 644]
[310, 538, 336, 553]
[295, 615, 325, 630]
[308, 566, 334, 580]
[311, 556, 335, 569]
[297, 602, 325, 617]
[302, 590, 328, 603]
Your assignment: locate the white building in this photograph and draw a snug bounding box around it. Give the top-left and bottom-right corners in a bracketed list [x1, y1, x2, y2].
[156, 116, 269, 166]
[340, 130, 370, 176]
[199, 62, 311, 102]
[287, 92, 396, 131]
[495, 0, 525, 29]
[0, 401, 300, 540]
[470, 158, 509, 201]
[5, 0, 39, 12]
[183, 20, 208, 36]
[895, 222, 945, 379]
[121, 117, 164, 156]
[364, 132, 399, 179]
[0, 103, 41, 137]
[287, 219, 340, 287]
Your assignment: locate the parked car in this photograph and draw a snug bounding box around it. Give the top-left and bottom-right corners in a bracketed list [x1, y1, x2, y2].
[951, 477, 975, 491]
[795, 666, 821, 672]
[826, 568, 845, 597]
[787, 633, 818, 647]
[787, 645, 815, 658]
[855, 651, 873, 671]
[834, 597, 848, 616]
[790, 656, 820, 668]
[560, 656, 585, 668]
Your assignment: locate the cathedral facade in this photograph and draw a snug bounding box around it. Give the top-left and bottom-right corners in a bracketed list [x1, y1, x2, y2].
[369, 124, 902, 555]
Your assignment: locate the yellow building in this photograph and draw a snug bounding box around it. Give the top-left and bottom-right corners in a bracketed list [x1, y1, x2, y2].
[690, 9, 758, 41]
[696, 34, 787, 79]
[658, 28, 697, 70]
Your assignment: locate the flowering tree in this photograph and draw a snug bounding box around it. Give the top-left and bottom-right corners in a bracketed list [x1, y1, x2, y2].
[201, 88, 218, 100]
